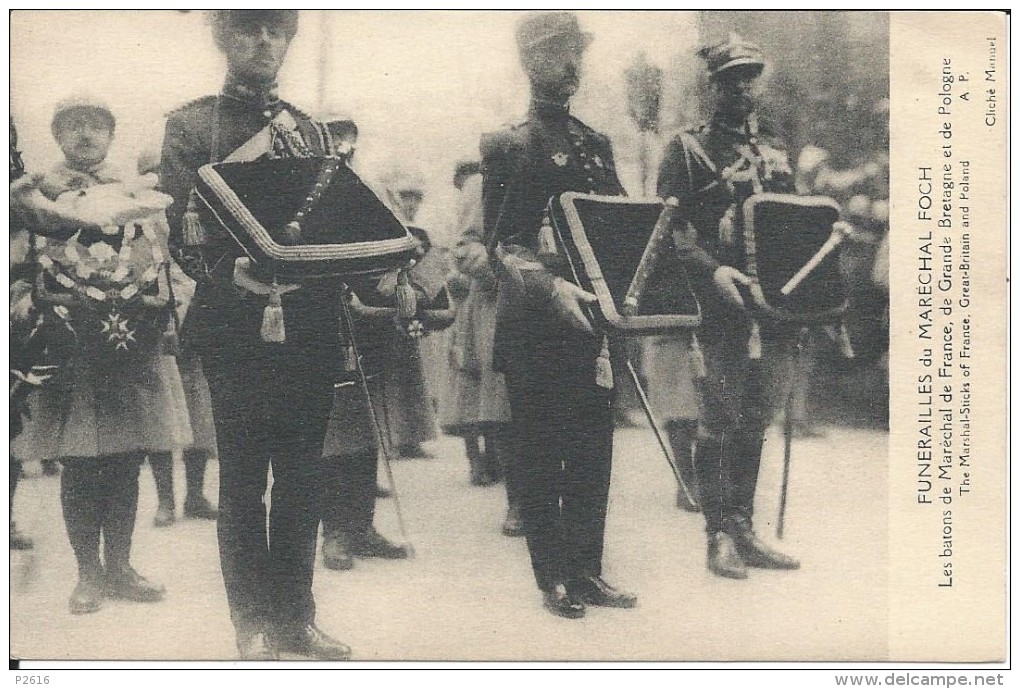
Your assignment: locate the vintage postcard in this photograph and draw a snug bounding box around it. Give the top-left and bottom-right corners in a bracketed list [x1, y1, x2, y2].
[7, 9, 1008, 673]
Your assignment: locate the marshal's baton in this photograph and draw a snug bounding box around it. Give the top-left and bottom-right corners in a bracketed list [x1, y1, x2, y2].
[779, 221, 853, 297]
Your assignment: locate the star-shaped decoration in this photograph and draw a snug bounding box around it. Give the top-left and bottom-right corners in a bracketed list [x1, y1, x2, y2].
[100, 311, 137, 350]
[551, 152, 569, 167]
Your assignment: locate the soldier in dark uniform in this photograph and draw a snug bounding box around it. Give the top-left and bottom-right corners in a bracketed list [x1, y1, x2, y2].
[159, 10, 350, 659]
[481, 12, 637, 619]
[657, 36, 801, 580]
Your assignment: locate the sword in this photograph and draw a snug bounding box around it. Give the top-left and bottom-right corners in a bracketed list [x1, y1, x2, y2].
[777, 328, 809, 539]
[626, 358, 697, 505]
[338, 284, 415, 557]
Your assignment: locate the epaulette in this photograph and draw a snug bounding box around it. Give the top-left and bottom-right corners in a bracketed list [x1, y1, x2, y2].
[165, 95, 216, 119]
[480, 122, 528, 160]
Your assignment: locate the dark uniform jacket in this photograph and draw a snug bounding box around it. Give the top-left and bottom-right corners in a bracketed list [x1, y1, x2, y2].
[481, 100, 625, 374]
[159, 89, 342, 360]
[657, 112, 795, 332]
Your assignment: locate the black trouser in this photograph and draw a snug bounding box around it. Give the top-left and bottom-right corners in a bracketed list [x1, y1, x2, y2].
[694, 321, 796, 534]
[505, 362, 613, 593]
[60, 454, 144, 578]
[322, 448, 377, 539]
[204, 343, 336, 637]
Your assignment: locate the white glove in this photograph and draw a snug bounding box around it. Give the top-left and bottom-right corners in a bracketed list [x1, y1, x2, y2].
[550, 277, 597, 334]
[712, 265, 753, 309]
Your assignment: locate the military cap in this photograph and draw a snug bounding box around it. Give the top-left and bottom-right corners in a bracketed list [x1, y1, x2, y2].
[51, 94, 116, 136]
[698, 33, 765, 79]
[516, 11, 593, 52]
[209, 10, 299, 50]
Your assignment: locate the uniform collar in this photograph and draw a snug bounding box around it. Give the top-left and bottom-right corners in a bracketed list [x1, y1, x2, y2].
[529, 96, 571, 122]
[221, 74, 281, 109]
[711, 111, 759, 139]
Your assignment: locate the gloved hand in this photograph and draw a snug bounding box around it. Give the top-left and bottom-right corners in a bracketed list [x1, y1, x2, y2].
[712, 265, 753, 309]
[550, 277, 596, 334]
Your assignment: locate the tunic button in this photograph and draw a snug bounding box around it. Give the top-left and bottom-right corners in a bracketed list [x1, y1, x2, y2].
[583, 163, 591, 171]
[263, 110, 273, 119]
[749, 136, 758, 145]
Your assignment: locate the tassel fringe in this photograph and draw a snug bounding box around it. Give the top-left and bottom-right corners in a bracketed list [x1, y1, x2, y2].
[260, 283, 286, 343]
[747, 320, 763, 360]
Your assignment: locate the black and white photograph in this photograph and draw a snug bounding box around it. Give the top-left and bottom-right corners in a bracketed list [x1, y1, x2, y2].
[7, 9, 1006, 671]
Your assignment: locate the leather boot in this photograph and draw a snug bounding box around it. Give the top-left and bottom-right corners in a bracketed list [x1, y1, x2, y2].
[667, 419, 700, 512]
[466, 436, 495, 486]
[322, 531, 355, 571]
[725, 515, 800, 570]
[501, 503, 524, 538]
[707, 531, 747, 579]
[482, 431, 501, 483]
[61, 462, 104, 611]
[103, 457, 166, 602]
[729, 430, 766, 521]
[182, 450, 217, 520]
[692, 436, 727, 534]
[149, 453, 176, 528]
[10, 459, 32, 550]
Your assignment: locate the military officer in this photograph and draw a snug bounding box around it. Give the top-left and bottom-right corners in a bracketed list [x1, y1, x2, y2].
[481, 11, 637, 619]
[160, 10, 350, 659]
[656, 36, 801, 579]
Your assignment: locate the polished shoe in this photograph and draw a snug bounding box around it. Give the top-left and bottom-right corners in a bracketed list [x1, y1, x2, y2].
[542, 584, 585, 619]
[730, 528, 801, 570]
[10, 523, 34, 550]
[375, 484, 392, 498]
[153, 504, 176, 528]
[237, 631, 279, 661]
[707, 532, 748, 579]
[322, 534, 355, 571]
[570, 575, 638, 608]
[501, 505, 524, 538]
[469, 468, 498, 487]
[183, 495, 218, 521]
[104, 567, 166, 602]
[350, 527, 409, 559]
[68, 575, 104, 615]
[276, 624, 352, 660]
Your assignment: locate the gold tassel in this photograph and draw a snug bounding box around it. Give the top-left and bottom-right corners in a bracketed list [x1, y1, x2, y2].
[537, 212, 558, 255]
[260, 282, 286, 343]
[395, 267, 417, 319]
[595, 335, 614, 389]
[837, 321, 855, 359]
[688, 331, 707, 380]
[182, 192, 205, 246]
[747, 320, 762, 360]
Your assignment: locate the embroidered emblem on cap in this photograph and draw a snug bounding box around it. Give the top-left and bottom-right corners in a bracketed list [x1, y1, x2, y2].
[551, 152, 569, 167]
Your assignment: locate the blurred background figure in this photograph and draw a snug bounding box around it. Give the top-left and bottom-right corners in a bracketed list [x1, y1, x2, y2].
[441, 161, 521, 536]
[139, 148, 219, 528]
[319, 117, 410, 571]
[378, 168, 440, 460]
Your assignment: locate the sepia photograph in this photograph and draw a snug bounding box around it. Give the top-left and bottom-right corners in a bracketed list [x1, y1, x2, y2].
[7, 9, 1006, 670]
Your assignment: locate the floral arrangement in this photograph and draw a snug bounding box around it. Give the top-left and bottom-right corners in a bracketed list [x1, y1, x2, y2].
[30, 178, 175, 355]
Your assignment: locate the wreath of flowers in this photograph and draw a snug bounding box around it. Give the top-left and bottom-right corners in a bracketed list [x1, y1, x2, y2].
[35, 219, 168, 353]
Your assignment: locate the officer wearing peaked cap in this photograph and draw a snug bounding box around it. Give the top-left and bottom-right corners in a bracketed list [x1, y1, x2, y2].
[481, 11, 637, 620]
[160, 9, 350, 661]
[657, 34, 802, 580]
